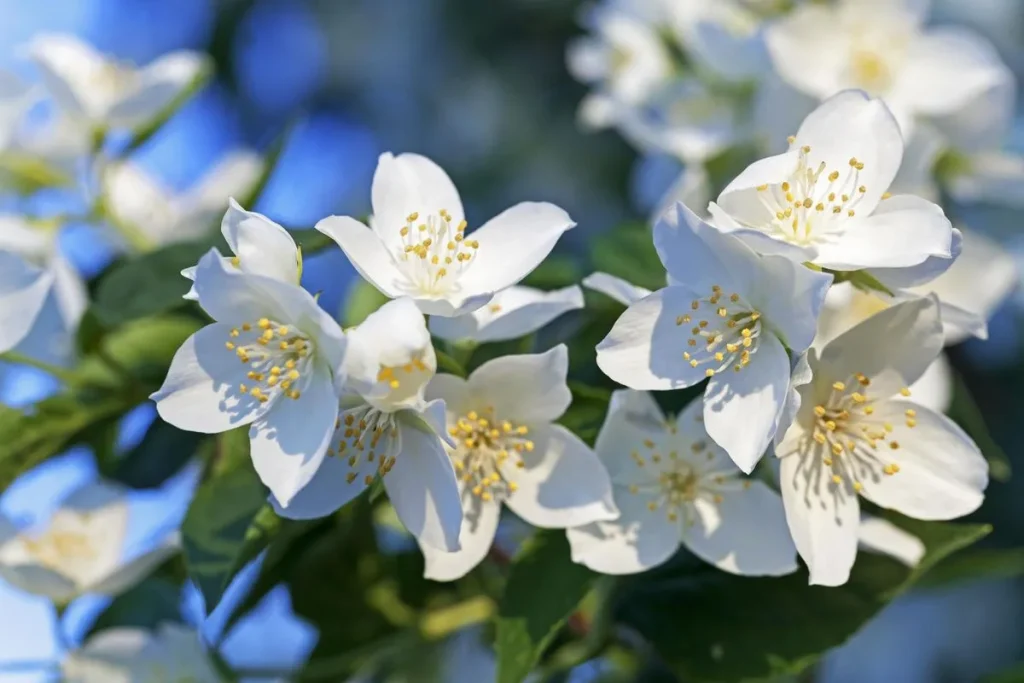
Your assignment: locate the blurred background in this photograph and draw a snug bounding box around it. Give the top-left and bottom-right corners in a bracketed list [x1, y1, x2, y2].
[1, 0, 1024, 681]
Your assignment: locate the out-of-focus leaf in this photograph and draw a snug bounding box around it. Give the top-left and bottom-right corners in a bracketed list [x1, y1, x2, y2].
[495, 531, 595, 683]
[831, 269, 894, 297]
[110, 418, 206, 489]
[182, 428, 270, 613]
[947, 368, 1011, 481]
[74, 315, 201, 390]
[522, 255, 582, 290]
[342, 279, 390, 328]
[87, 577, 183, 636]
[918, 547, 1024, 588]
[589, 224, 665, 292]
[0, 152, 73, 194]
[557, 382, 611, 447]
[984, 662, 1024, 683]
[615, 516, 989, 682]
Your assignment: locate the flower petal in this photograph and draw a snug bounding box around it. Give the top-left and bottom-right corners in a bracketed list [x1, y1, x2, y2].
[385, 414, 463, 551]
[186, 151, 263, 214]
[467, 345, 572, 424]
[249, 363, 337, 507]
[271, 442, 376, 520]
[370, 152, 464, 245]
[151, 323, 270, 434]
[457, 202, 575, 298]
[906, 353, 952, 413]
[566, 485, 680, 574]
[0, 251, 52, 354]
[107, 51, 208, 128]
[870, 227, 962, 291]
[703, 333, 790, 473]
[504, 424, 617, 528]
[686, 481, 797, 576]
[0, 564, 78, 602]
[595, 389, 667, 485]
[428, 285, 583, 343]
[857, 514, 925, 567]
[28, 33, 105, 120]
[315, 215, 406, 298]
[421, 493, 501, 581]
[779, 448, 860, 586]
[857, 401, 987, 520]
[222, 199, 300, 285]
[86, 536, 180, 597]
[750, 253, 833, 352]
[764, 5, 848, 100]
[707, 202, 816, 263]
[581, 272, 653, 306]
[596, 286, 710, 391]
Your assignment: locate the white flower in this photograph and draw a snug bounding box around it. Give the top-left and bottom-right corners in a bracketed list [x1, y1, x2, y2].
[567, 390, 796, 576]
[710, 90, 954, 272]
[316, 153, 576, 317]
[582, 271, 652, 307]
[764, 0, 1009, 134]
[273, 298, 463, 552]
[775, 297, 988, 586]
[419, 345, 617, 580]
[103, 151, 263, 251]
[0, 249, 56, 357]
[28, 33, 209, 132]
[62, 623, 220, 683]
[566, 2, 673, 129]
[0, 482, 179, 604]
[428, 285, 583, 343]
[662, 0, 770, 83]
[0, 70, 37, 152]
[857, 514, 925, 568]
[151, 249, 347, 507]
[596, 202, 832, 472]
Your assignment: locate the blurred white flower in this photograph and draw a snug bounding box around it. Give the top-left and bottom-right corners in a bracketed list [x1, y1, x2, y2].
[0, 249, 58, 357]
[420, 345, 617, 580]
[596, 202, 832, 473]
[857, 514, 925, 568]
[317, 152, 575, 317]
[764, 0, 1008, 134]
[62, 623, 220, 683]
[151, 250, 347, 508]
[567, 390, 796, 576]
[0, 71, 36, 152]
[0, 482, 178, 604]
[582, 271, 652, 306]
[776, 298, 988, 586]
[28, 33, 209, 132]
[103, 152, 263, 251]
[274, 298, 463, 552]
[711, 91, 954, 272]
[662, 0, 771, 82]
[428, 285, 583, 344]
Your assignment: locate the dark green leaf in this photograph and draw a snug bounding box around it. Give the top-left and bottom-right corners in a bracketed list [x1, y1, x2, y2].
[87, 577, 183, 636]
[435, 349, 468, 378]
[589, 225, 665, 292]
[918, 547, 1024, 588]
[984, 662, 1024, 683]
[616, 517, 989, 682]
[495, 531, 595, 683]
[111, 418, 206, 489]
[947, 368, 1011, 481]
[557, 383, 611, 447]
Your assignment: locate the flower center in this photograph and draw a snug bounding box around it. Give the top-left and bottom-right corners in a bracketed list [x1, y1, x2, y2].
[810, 373, 915, 490]
[850, 49, 893, 93]
[676, 285, 762, 377]
[330, 404, 399, 486]
[395, 210, 478, 295]
[448, 407, 534, 502]
[752, 146, 873, 245]
[24, 529, 95, 569]
[224, 318, 314, 404]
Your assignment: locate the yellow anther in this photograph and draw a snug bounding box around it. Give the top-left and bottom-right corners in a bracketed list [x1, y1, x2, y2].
[828, 170, 840, 182]
[900, 387, 911, 397]
[832, 381, 846, 392]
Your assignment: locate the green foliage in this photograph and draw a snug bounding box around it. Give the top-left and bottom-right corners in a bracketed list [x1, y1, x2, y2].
[614, 517, 989, 682]
[87, 577, 184, 636]
[589, 224, 665, 292]
[342, 278, 391, 327]
[947, 368, 1012, 481]
[496, 531, 596, 683]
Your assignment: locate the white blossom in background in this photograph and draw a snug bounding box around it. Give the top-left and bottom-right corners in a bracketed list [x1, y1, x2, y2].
[0, 248, 60, 358]
[28, 33, 209, 133]
[857, 515, 925, 568]
[582, 271, 652, 307]
[764, 0, 1008, 135]
[152, 249, 347, 508]
[317, 152, 575, 317]
[710, 91, 954, 272]
[0, 70, 37, 152]
[103, 151, 264, 250]
[0, 482, 178, 604]
[776, 297, 988, 586]
[661, 0, 772, 83]
[428, 285, 583, 344]
[62, 623, 220, 683]
[420, 345, 617, 580]
[596, 202, 832, 473]
[274, 298, 463, 552]
[567, 390, 796, 576]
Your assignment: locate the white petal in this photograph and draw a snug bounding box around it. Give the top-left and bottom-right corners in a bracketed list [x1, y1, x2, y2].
[764, 6, 848, 99]
[703, 333, 791, 473]
[86, 536, 180, 597]
[0, 251, 52, 354]
[889, 125, 946, 201]
[814, 196, 952, 271]
[271, 442, 376, 520]
[370, 152, 464, 245]
[457, 202, 576, 298]
[777, 351, 813, 449]
[467, 345, 572, 424]
[581, 272, 652, 306]
[819, 296, 943, 399]
[429, 285, 583, 343]
[186, 151, 263, 214]
[566, 486, 680, 575]
[707, 202, 816, 263]
[715, 151, 801, 228]
[686, 481, 798, 576]
[907, 353, 952, 413]
[29, 33, 108, 120]
[103, 162, 178, 245]
[779, 448, 860, 586]
[249, 363, 337, 507]
[594, 389, 667, 485]
[189, 248, 278, 323]
[504, 424, 617, 528]
[857, 515, 925, 567]
[150, 323, 270, 434]
[751, 253, 833, 352]
[315, 215, 406, 298]
[107, 51, 208, 128]
[421, 494, 501, 581]
[221, 199, 300, 285]
[596, 286, 709, 391]
[871, 227, 963, 291]
[857, 401, 987, 520]
[425, 373, 471, 414]
[385, 414, 463, 551]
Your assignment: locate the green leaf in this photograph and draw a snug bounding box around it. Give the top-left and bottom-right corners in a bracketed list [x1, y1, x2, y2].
[110, 418, 206, 489]
[557, 382, 611, 447]
[87, 577, 183, 636]
[589, 224, 665, 292]
[435, 349, 468, 378]
[495, 531, 595, 683]
[342, 279, 390, 327]
[947, 368, 1011, 481]
[615, 517, 989, 682]
[919, 547, 1024, 588]
[984, 662, 1024, 683]
[831, 269, 895, 297]
[182, 428, 271, 613]
[0, 152, 73, 194]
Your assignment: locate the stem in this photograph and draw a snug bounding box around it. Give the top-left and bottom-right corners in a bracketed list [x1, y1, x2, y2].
[0, 351, 78, 384]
